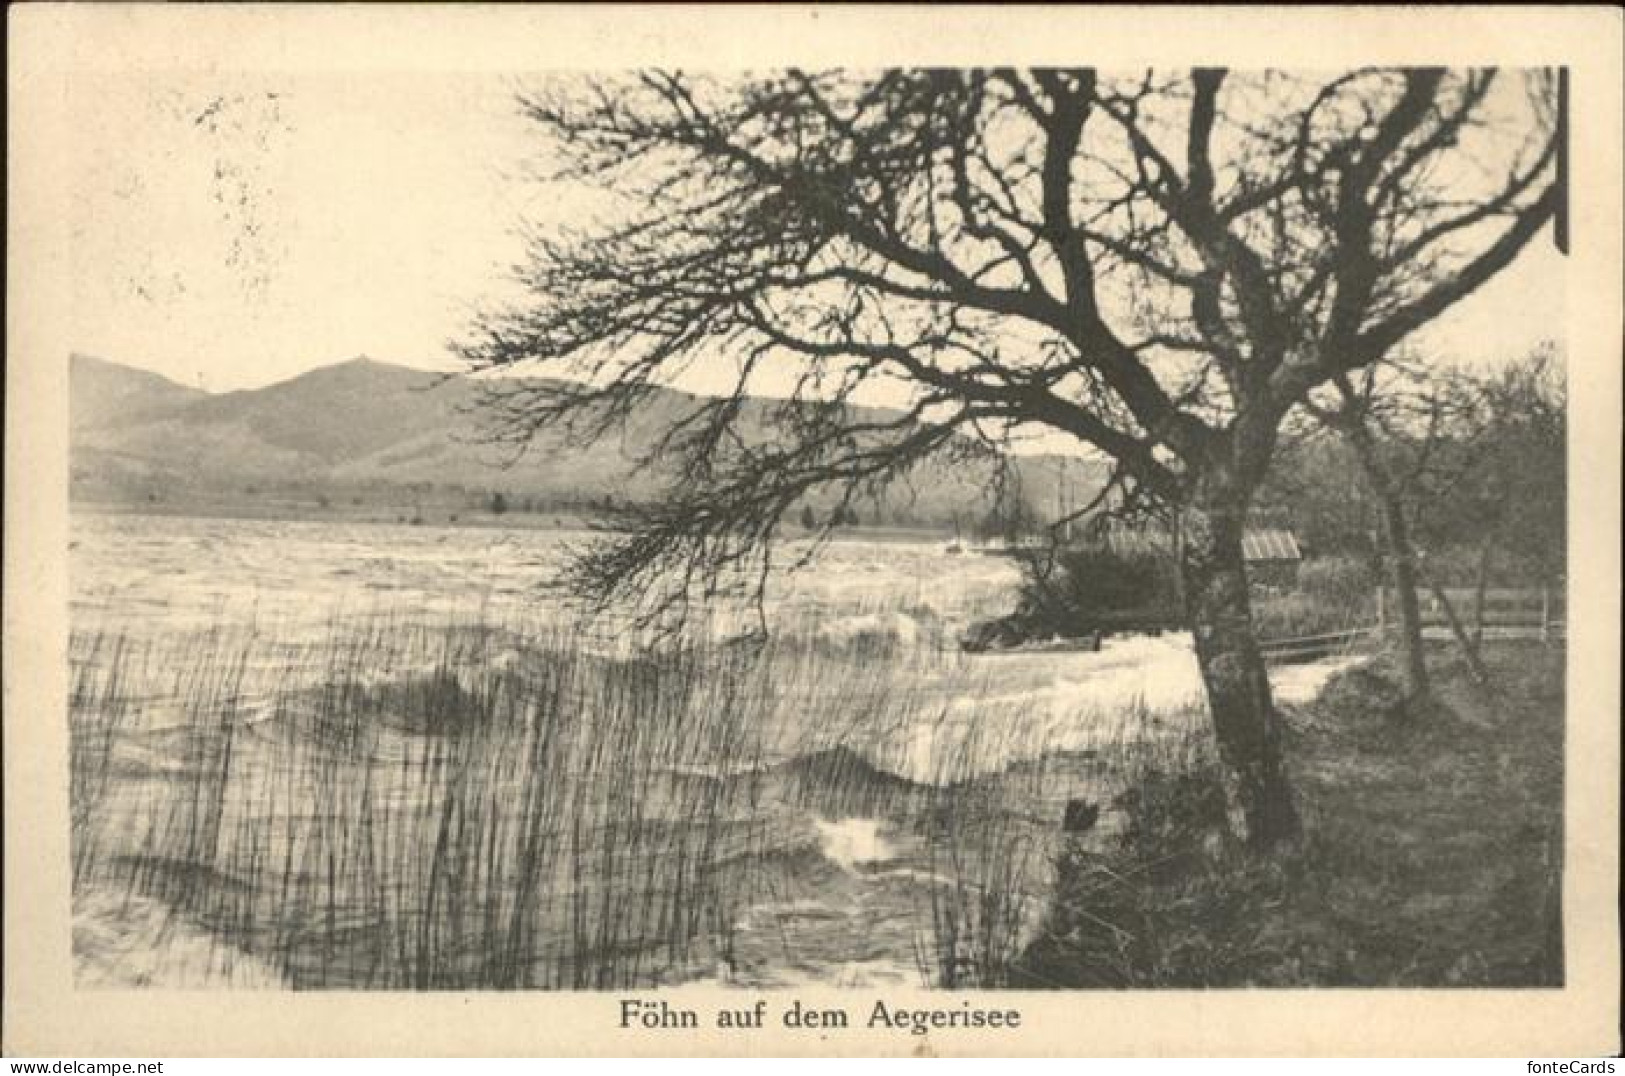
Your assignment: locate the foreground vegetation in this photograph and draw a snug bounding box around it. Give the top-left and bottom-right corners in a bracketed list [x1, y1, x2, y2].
[982, 547, 1378, 650]
[69, 611, 1104, 990]
[1014, 640, 1564, 987]
[69, 595, 1562, 991]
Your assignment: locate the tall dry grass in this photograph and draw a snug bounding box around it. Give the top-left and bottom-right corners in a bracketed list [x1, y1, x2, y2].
[70, 611, 970, 989]
[71, 599, 1250, 991]
[909, 695, 1214, 988]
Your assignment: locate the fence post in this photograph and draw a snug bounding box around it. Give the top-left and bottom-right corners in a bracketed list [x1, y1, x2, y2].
[1540, 585, 1550, 644]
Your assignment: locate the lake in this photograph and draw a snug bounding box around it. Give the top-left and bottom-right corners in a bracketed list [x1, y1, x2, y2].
[68, 510, 1354, 990]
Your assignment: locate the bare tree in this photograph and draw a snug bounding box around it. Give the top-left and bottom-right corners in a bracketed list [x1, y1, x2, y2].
[1301, 360, 1477, 704]
[460, 68, 1560, 849]
[1291, 344, 1564, 699]
[1417, 345, 1567, 664]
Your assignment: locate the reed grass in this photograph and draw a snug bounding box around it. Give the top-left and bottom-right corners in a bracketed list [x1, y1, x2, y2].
[69, 600, 1293, 991]
[70, 609, 982, 989]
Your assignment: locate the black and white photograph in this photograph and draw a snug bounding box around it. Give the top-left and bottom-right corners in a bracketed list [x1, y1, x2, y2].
[6, 4, 1620, 1059]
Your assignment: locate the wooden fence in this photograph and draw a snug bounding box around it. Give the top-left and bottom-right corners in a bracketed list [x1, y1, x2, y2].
[1258, 625, 1380, 664]
[1260, 586, 1563, 665]
[1377, 585, 1565, 642]
[966, 587, 1563, 662]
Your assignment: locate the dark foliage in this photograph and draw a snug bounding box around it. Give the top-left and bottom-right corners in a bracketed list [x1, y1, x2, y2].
[1014, 545, 1183, 637]
[1012, 643, 1564, 988]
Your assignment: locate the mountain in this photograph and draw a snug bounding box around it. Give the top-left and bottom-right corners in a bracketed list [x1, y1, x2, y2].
[70, 354, 1106, 527]
[70, 353, 208, 432]
[76, 359, 483, 484]
[174, 358, 475, 465]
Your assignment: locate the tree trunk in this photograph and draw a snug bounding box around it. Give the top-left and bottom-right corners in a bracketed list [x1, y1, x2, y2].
[1375, 487, 1431, 703]
[1343, 423, 1431, 702]
[1179, 497, 1301, 851]
[1425, 572, 1494, 688]
[1471, 528, 1500, 646]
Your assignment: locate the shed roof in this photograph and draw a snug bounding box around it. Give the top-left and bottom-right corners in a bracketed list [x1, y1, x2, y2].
[1095, 521, 1302, 564]
[1241, 527, 1302, 563]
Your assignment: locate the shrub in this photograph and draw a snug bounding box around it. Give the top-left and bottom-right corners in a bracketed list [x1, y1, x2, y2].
[1316, 663, 1409, 726]
[1014, 546, 1182, 636]
[1009, 738, 1254, 989]
[1251, 556, 1376, 639]
[1297, 555, 1377, 609]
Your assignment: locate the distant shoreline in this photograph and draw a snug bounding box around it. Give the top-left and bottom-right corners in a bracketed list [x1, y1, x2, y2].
[68, 498, 966, 545]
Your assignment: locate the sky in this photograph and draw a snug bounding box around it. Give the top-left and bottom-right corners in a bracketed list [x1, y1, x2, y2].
[60, 69, 1566, 395]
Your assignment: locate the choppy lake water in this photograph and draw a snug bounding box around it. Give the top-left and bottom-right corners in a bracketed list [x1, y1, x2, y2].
[69, 511, 1355, 990]
[71, 512, 1020, 636]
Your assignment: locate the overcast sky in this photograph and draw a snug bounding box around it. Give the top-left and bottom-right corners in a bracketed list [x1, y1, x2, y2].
[62, 69, 1566, 395]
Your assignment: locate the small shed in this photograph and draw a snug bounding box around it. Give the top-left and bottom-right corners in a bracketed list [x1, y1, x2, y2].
[1091, 514, 1304, 587]
[1240, 526, 1303, 587]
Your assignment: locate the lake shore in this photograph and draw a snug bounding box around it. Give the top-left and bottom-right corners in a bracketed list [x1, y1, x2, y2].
[70, 497, 966, 545]
[1014, 640, 1565, 988]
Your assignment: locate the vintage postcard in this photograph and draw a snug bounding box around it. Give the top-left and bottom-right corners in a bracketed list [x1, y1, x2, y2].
[5, 3, 1620, 1058]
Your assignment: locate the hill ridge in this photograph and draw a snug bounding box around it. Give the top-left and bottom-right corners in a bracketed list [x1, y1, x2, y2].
[71, 353, 1104, 528]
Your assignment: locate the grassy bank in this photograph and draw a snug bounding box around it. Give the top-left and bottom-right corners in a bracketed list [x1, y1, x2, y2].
[1014, 640, 1564, 987]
